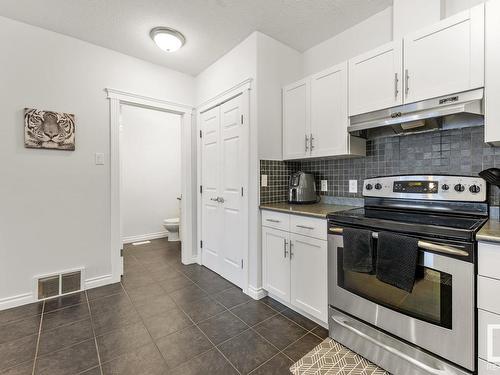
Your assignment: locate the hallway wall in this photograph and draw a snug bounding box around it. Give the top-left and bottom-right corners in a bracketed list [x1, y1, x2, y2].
[121, 106, 181, 243]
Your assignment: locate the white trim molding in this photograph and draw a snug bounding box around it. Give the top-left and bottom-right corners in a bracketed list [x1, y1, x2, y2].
[85, 274, 114, 290]
[197, 78, 253, 114]
[122, 231, 168, 244]
[107, 88, 197, 288]
[106, 88, 192, 113]
[247, 285, 267, 300]
[0, 293, 34, 311]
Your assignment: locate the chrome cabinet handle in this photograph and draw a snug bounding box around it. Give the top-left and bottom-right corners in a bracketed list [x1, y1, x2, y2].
[266, 218, 281, 223]
[296, 224, 315, 230]
[394, 72, 399, 98]
[329, 227, 468, 257]
[289, 240, 294, 259]
[405, 69, 409, 96]
[305, 134, 309, 152]
[310, 133, 314, 151]
[284, 239, 289, 258]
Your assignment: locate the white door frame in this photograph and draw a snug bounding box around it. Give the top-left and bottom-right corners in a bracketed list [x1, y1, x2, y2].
[196, 78, 252, 294]
[107, 88, 196, 283]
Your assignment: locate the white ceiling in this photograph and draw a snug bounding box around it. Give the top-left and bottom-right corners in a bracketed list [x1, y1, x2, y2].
[0, 0, 392, 76]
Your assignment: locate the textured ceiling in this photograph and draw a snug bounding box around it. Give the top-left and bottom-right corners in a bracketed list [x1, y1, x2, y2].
[0, 0, 392, 76]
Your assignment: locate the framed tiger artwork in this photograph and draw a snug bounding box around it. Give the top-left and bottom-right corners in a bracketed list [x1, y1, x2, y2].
[24, 108, 76, 151]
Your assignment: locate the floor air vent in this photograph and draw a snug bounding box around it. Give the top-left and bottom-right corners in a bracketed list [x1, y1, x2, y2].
[36, 269, 83, 300]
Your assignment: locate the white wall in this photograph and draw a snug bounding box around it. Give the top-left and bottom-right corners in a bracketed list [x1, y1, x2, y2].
[444, 0, 486, 16]
[393, 0, 442, 39]
[302, 7, 393, 76]
[121, 106, 181, 242]
[0, 16, 194, 307]
[257, 32, 302, 161]
[195, 33, 258, 105]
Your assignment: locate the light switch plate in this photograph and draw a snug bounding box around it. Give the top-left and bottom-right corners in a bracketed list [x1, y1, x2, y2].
[349, 180, 358, 193]
[261, 174, 268, 187]
[321, 180, 328, 192]
[95, 153, 105, 165]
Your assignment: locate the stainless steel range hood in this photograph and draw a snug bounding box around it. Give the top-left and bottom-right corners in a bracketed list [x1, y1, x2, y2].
[348, 88, 484, 138]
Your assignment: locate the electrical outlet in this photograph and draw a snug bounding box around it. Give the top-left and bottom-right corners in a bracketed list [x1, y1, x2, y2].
[320, 180, 328, 192]
[261, 174, 268, 187]
[95, 153, 105, 165]
[349, 180, 358, 193]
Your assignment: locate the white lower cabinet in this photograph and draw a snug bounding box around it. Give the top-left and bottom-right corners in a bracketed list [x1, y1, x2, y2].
[290, 233, 327, 322]
[262, 227, 290, 302]
[478, 240, 500, 373]
[262, 210, 328, 324]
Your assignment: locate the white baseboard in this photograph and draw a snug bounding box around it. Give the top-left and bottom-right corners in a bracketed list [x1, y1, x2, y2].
[0, 274, 116, 312]
[85, 274, 114, 290]
[0, 292, 35, 311]
[247, 285, 268, 300]
[122, 231, 168, 244]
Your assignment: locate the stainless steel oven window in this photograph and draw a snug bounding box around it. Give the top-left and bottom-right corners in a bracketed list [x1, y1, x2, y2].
[337, 246, 453, 328]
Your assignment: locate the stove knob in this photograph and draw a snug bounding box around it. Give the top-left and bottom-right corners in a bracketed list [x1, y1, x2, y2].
[375, 183, 382, 190]
[469, 185, 481, 194]
[441, 184, 449, 191]
[365, 184, 373, 190]
[454, 184, 465, 192]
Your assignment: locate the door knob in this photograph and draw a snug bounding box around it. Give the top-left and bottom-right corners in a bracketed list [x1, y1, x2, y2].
[210, 197, 218, 202]
[217, 197, 225, 203]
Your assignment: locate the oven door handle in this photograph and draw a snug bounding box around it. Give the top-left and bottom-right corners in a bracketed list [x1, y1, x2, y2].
[328, 227, 469, 257]
[331, 315, 449, 375]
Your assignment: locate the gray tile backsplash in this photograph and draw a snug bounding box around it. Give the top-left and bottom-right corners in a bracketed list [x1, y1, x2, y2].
[260, 126, 500, 206]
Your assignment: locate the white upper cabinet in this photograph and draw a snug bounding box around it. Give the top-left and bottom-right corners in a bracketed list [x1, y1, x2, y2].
[283, 79, 310, 160]
[404, 4, 485, 104]
[311, 62, 349, 157]
[349, 40, 403, 116]
[283, 64, 365, 160]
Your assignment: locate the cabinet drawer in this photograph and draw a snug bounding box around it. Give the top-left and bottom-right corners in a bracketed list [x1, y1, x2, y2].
[290, 215, 327, 240]
[479, 276, 500, 315]
[262, 210, 290, 231]
[479, 241, 500, 280]
[479, 309, 500, 365]
[479, 358, 500, 374]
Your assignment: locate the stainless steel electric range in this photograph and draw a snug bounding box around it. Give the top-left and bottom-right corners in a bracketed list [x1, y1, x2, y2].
[327, 175, 488, 375]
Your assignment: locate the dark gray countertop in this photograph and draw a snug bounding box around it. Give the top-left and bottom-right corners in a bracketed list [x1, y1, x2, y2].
[259, 202, 357, 218]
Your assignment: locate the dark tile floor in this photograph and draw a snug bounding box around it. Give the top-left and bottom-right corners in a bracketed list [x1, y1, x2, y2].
[0, 238, 328, 375]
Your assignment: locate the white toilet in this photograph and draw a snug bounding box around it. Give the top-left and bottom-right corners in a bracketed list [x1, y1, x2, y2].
[163, 218, 180, 242]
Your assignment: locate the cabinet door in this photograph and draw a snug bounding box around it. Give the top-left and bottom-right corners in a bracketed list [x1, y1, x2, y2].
[262, 227, 290, 303]
[310, 62, 348, 157]
[283, 79, 310, 160]
[404, 4, 484, 104]
[290, 233, 327, 322]
[349, 40, 403, 116]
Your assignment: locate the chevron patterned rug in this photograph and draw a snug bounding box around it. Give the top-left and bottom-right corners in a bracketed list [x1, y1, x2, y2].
[290, 338, 389, 375]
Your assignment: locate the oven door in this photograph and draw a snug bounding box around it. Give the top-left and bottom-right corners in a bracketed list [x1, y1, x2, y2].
[328, 229, 475, 371]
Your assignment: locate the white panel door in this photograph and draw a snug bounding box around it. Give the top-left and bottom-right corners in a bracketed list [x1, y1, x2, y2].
[201, 106, 222, 274]
[404, 4, 484, 104]
[219, 95, 245, 287]
[290, 233, 328, 322]
[262, 226, 290, 303]
[310, 62, 348, 157]
[349, 40, 403, 116]
[283, 79, 310, 160]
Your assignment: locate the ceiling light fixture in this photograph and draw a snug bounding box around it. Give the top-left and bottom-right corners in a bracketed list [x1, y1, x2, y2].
[150, 27, 186, 52]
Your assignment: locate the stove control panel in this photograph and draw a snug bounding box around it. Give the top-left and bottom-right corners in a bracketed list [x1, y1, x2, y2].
[363, 175, 487, 202]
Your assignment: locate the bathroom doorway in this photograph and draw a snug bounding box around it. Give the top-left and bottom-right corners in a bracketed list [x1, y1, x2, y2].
[107, 89, 196, 282]
[120, 106, 181, 244]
